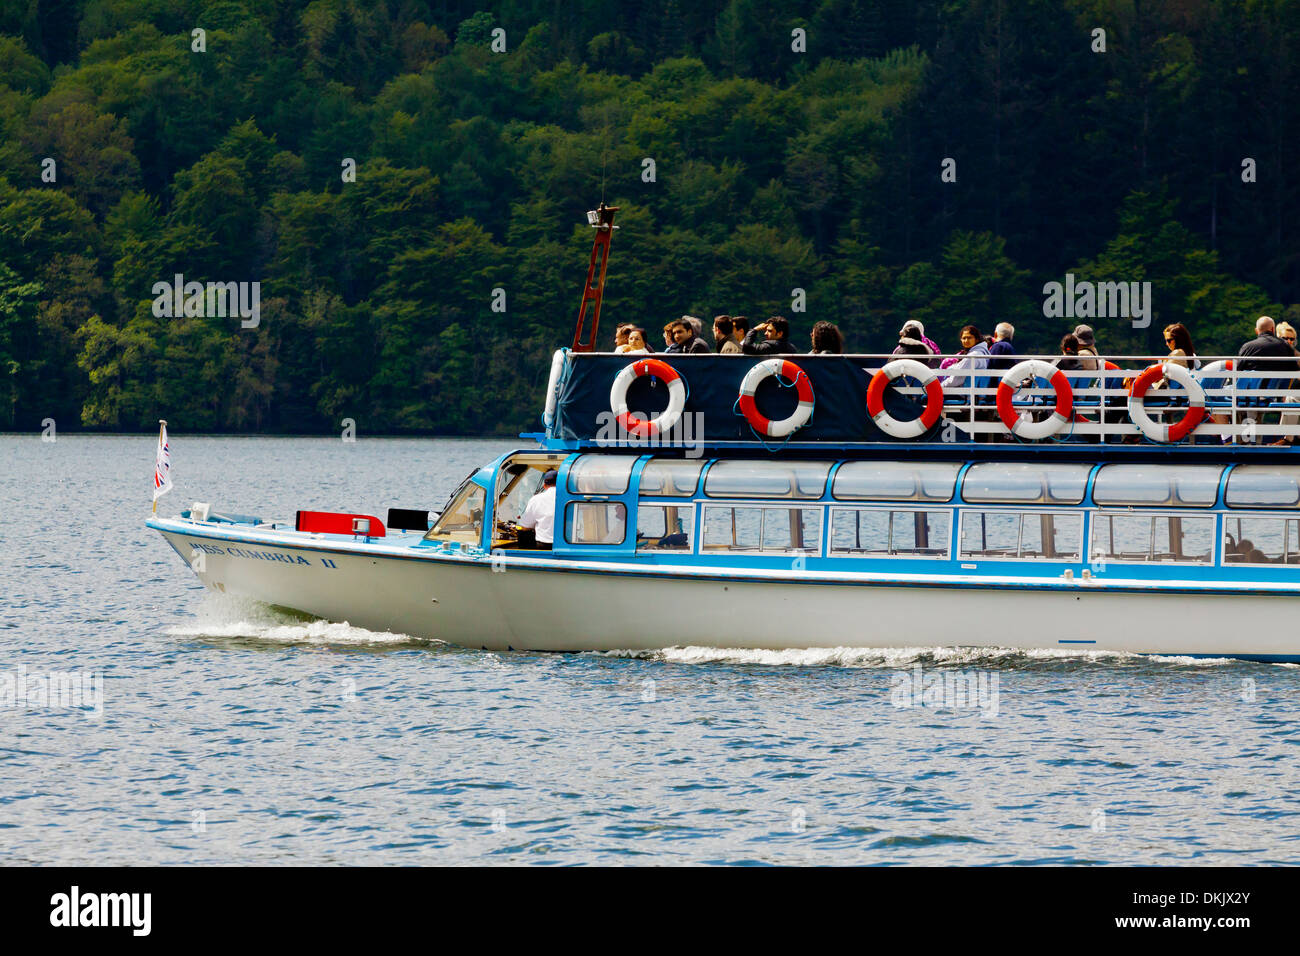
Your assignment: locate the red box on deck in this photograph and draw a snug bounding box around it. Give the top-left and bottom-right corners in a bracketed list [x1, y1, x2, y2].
[294, 510, 387, 537]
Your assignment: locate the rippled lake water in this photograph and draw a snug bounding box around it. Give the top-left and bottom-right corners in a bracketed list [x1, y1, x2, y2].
[2, 434, 1298, 865]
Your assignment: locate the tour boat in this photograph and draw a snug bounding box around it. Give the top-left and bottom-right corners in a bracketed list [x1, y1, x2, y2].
[148, 206, 1300, 661]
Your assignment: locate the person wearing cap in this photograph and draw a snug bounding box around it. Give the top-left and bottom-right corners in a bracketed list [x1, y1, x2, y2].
[898, 320, 941, 358]
[517, 469, 557, 548]
[893, 322, 937, 366]
[1072, 324, 1101, 372]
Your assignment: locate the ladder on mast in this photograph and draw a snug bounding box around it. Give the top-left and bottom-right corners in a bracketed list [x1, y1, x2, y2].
[570, 203, 618, 352]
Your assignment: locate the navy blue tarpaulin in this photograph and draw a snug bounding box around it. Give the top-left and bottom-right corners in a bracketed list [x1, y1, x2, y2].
[550, 353, 941, 444]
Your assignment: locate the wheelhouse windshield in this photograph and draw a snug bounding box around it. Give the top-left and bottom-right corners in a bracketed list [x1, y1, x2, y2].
[424, 475, 486, 544]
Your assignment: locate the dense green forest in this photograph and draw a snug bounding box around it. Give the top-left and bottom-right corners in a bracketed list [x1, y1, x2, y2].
[1, 0, 1298, 435]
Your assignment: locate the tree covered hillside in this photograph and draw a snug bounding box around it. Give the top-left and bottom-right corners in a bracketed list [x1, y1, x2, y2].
[1, 0, 1298, 434]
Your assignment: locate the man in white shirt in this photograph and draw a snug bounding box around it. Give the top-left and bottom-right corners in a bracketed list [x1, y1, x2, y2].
[517, 469, 557, 547]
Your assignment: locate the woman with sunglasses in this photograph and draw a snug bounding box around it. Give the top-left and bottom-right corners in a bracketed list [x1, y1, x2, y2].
[1272, 323, 1300, 444]
[1161, 323, 1200, 373]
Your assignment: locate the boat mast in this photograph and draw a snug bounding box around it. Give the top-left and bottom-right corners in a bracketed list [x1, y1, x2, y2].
[570, 202, 618, 352]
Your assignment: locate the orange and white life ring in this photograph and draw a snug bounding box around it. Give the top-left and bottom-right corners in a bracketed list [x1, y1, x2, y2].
[866, 359, 945, 439]
[609, 358, 686, 437]
[738, 359, 814, 438]
[1195, 359, 1233, 382]
[996, 359, 1073, 439]
[1128, 362, 1206, 442]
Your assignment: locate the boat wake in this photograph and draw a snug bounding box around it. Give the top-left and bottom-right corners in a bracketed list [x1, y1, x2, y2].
[165, 593, 431, 647]
[600, 645, 1243, 669]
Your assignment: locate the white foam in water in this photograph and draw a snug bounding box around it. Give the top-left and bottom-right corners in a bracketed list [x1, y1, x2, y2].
[602, 644, 1235, 668]
[166, 592, 425, 646]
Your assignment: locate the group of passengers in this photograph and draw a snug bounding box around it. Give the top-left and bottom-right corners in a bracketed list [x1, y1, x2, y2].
[612, 315, 845, 357]
[611, 312, 1300, 444]
[613, 313, 1300, 376]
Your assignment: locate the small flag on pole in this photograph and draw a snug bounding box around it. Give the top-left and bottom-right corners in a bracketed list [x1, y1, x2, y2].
[153, 419, 172, 513]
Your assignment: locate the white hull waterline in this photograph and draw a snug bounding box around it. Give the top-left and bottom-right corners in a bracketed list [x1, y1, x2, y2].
[151, 518, 1300, 660]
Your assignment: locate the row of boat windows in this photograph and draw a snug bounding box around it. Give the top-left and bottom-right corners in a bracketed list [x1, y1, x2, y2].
[567, 456, 1300, 509]
[567, 502, 1300, 566]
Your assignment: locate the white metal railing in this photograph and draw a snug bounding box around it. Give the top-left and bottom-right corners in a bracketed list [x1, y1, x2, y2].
[862, 352, 1300, 443]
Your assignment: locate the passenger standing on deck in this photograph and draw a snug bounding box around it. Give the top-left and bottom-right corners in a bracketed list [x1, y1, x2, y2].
[742, 316, 795, 355]
[810, 321, 844, 354]
[713, 315, 743, 353]
[664, 319, 711, 354]
[731, 316, 749, 343]
[613, 324, 633, 351]
[517, 469, 557, 549]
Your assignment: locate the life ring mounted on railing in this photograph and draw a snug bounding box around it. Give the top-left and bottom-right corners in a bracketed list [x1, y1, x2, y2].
[1196, 359, 1233, 378]
[996, 360, 1074, 439]
[609, 358, 686, 437]
[866, 359, 945, 439]
[737, 359, 815, 438]
[1128, 362, 1206, 442]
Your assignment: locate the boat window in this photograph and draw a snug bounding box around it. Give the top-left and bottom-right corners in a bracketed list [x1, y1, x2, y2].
[1225, 466, 1300, 509]
[959, 511, 1083, 560]
[960, 463, 1091, 504]
[424, 482, 486, 544]
[494, 465, 546, 524]
[564, 501, 627, 545]
[703, 460, 832, 499]
[1092, 464, 1223, 508]
[636, 504, 695, 552]
[1223, 516, 1300, 564]
[701, 505, 822, 553]
[829, 508, 951, 557]
[832, 461, 960, 502]
[567, 455, 635, 495]
[1089, 513, 1215, 563]
[639, 459, 704, 497]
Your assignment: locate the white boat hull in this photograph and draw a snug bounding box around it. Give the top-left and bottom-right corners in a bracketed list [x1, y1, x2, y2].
[152, 520, 1300, 660]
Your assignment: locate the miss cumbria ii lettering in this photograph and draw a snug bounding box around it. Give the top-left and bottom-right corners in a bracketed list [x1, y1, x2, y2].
[187, 541, 337, 567]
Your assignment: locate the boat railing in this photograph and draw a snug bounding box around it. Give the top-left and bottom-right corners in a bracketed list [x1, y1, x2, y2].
[882, 352, 1298, 442]
[558, 350, 1300, 445]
